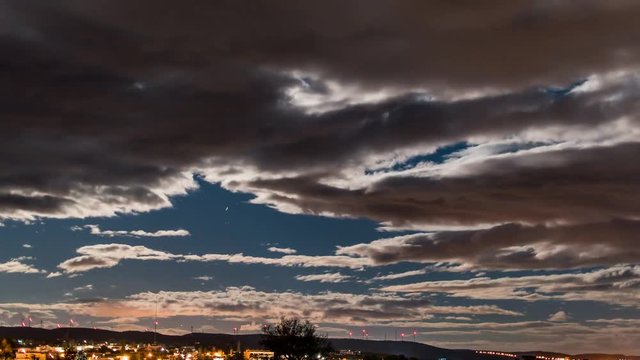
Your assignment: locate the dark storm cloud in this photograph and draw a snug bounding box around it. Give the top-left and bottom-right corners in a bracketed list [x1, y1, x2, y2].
[338, 219, 640, 270]
[0, 194, 74, 214]
[2, 0, 640, 274]
[247, 80, 640, 172]
[250, 143, 640, 228]
[34, 0, 640, 90]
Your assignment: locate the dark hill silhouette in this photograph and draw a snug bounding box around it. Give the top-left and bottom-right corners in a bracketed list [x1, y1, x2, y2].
[0, 327, 638, 360]
[0, 327, 489, 360]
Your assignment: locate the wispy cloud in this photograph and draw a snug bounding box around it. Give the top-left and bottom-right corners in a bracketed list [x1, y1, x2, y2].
[76, 225, 190, 238]
[53, 243, 640, 309]
[370, 268, 428, 281]
[381, 265, 640, 306]
[239, 322, 263, 332]
[73, 284, 94, 292]
[91, 287, 523, 321]
[295, 272, 351, 283]
[337, 219, 640, 271]
[58, 244, 179, 273]
[57, 243, 369, 274]
[267, 246, 297, 255]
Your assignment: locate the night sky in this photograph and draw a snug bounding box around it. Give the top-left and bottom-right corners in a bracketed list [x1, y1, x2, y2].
[1, 0, 640, 355]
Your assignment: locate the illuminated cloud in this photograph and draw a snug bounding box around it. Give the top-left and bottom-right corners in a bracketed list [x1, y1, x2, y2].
[548, 311, 569, 322]
[267, 246, 297, 255]
[337, 219, 640, 270]
[0, 257, 44, 274]
[295, 272, 351, 283]
[101, 287, 523, 322]
[0, 0, 639, 236]
[370, 268, 428, 282]
[57, 243, 369, 274]
[381, 265, 640, 306]
[239, 322, 263, 332]
[73, 284, 94, 292]
[58, 244, 178, 273]
[183, 253, 370, 269]
[78, 224, 190, 238]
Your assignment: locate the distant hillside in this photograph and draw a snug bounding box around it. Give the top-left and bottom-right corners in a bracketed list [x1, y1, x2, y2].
[516, 353, 640, 360]
[0, 327, 490, 360]
[0, 327, 637, 360]
[575, 354, 640, 360]
[329, 338, 480, 360]
[1, 326, 242, 348]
